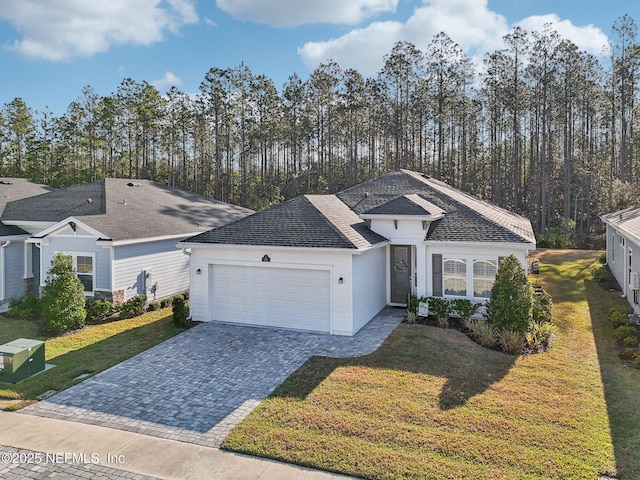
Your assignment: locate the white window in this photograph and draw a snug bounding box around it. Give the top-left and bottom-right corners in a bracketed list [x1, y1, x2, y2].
[76, 255, 94, 294]
[629, 248, 633, 287]
[443, 258, 467, 296]
[612, 233, 615, 263]
[55, 252, 95, 295]
[473, 259, 497, 298]
[620, 235, 625, 247]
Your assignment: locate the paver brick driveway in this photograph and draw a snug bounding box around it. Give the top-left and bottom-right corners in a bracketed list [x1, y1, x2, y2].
[22, 308, 403, 447]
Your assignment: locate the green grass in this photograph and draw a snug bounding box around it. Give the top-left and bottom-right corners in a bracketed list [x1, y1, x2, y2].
[0, 308, 182, 404]
[223, 250, 640, 479]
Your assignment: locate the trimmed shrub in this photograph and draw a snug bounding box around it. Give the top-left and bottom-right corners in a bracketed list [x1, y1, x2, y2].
[615, 325, 637, 342]
[486, 254, 532, 333]
[172, 296, 188, 328]
[609, 306, 632, 329]
[118, 294, 147, 319]
[147, 301, 161, 312]
[40, 253, 86, 334]
[429, 297, 451, 327]
[85, 298, 113, 324]
[451, 298, 479, 323]
[498, 329, 526, 354]
[7, 294, 40, 319]
[532, 290, 553, 324]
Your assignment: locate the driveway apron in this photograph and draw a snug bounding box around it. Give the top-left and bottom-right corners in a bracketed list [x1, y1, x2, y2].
[21, 307, 403, 448]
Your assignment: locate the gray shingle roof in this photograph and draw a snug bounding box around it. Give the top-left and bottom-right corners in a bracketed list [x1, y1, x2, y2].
[337, 170, 535, 244]
[602, 205, 640, 246]
[363, 193, 445, 217]
[0, 178, 54, 237]
[187, 169, 535, 249]
[186, 195, 387, 249]
[2, 179, 253, 241]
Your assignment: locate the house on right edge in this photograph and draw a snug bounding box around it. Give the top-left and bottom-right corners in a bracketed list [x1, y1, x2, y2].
[601, 206, 640, 314]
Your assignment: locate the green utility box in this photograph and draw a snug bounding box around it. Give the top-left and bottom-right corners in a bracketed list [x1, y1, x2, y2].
[0, 338, 45, 384]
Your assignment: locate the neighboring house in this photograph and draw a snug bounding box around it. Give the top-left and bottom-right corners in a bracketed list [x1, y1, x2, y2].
[181, 169, 536, 336]
[0, 179, 252, 308]
[0, 179, 56, 310]
[601, 206, 640, 314]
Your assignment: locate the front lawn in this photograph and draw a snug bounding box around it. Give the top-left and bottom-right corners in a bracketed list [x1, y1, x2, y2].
[224, 250, 639, 479]
[0, 308, 182, 405]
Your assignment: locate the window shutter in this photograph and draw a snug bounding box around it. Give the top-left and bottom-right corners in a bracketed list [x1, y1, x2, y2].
[432, 254, 443, 297]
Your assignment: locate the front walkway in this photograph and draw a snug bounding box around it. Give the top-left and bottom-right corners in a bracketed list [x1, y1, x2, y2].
[21, 307, 404, 448]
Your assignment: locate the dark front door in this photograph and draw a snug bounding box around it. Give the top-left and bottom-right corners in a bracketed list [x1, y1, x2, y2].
[390, 245, 412, 305]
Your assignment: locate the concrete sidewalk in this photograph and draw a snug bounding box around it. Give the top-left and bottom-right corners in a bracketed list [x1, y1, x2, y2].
[0, 411, 353, 480]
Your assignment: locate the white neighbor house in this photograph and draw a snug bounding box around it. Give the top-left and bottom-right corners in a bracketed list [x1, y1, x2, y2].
[601, 206, 640, 315]
[181, 170, 536, 336]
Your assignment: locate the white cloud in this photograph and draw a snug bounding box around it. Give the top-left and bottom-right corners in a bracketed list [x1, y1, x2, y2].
[216, 0, 398, 27]
[0, 0, 198, 61]
[298, 0, 609, 77]
[152, 71, 182, 91]
[515, 14, 608, 56]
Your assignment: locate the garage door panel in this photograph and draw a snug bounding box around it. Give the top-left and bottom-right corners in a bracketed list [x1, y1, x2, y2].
[210, 264, 331, 332]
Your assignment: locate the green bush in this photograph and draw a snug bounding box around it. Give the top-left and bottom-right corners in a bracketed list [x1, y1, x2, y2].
[624, 336, 639, 348]
[429, 297, 451, 327]
[147, 301, 161, 312]
[160, 298, 172, 308]
[40, 253, 86, 334]
[486, 254, 532, 333]
[498, 329, 526, 354]
[614, 325, 637, 341]
[85, 298, 113, 324]
[598, 252, 607, 264]
[590, 262, 610, 283]
[532, 290, 553, 324]
[406, 311, 417, 324]
[7, 294, 40, 319]
[609, 306, 632, 329]
[172, 296, 188, 328]
[451, 298, 479, 322]
[118, 294, 147, 319]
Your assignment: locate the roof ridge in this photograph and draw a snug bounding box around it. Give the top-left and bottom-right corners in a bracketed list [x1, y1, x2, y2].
[401, 170, 534, 243]
[303, 195, 360, 249]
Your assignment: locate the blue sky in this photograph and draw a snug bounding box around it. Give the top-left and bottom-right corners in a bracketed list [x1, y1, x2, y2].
[0, 0, 638, 116]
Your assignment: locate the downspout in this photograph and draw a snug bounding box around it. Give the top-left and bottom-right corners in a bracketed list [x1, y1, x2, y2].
[0, 241, 10, 301]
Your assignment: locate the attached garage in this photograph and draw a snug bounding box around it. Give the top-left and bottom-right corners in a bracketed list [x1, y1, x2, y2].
[209, 264, 331, 333]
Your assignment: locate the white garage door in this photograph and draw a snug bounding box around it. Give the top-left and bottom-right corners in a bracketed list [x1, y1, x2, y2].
[210, 264, 331, 332]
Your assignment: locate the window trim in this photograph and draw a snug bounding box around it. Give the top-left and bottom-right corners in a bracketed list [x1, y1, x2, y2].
[54, 251, 96, 296]
[443, 257, 467, 297]
[439, 255, 501, 300]
[472, 258, 498, 299]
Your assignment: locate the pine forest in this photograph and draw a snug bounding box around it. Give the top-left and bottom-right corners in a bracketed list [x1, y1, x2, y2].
[2, 16, 640, 247]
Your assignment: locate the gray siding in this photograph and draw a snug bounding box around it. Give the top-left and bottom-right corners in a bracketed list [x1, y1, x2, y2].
[113, 239, 188, 301]
[3, 241, 26, 301]
[352, 246, 387, 333]
[40, 235, 110, 291]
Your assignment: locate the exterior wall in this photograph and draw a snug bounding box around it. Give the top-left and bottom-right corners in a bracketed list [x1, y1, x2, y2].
[352, 245, 387, 333]
[39, 229, 111, 294]
[607, 224, 640, 314]
[425, 243, 529, 302]
[4, 241, 26, 301]
[189, 246, 356, 335]
[113, 238, 190, 301]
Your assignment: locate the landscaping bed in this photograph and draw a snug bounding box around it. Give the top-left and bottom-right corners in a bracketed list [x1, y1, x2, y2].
[223, 250, 639, 479]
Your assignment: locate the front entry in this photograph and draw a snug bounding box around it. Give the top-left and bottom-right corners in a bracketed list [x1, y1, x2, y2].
[390, 245, 412, 305]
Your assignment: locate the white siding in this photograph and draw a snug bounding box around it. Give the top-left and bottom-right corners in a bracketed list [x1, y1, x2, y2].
[352, 246, 387, 333]
[113, 239, 189, 301]
[189, 246, 356, 335]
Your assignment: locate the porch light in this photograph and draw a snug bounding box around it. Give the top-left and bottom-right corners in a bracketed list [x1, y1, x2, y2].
[195, 268, 202, 275]
[262, 255, 271, 262]
[338, 277, 344, 284]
